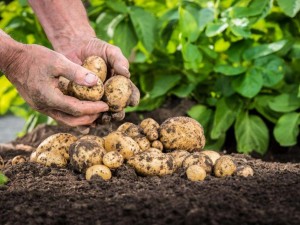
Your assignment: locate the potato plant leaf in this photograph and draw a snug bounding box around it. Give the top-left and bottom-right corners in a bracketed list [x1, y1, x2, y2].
[214, 64, 246, 76]
[0, 172, 9, 185]
[268, 93, 300, 113]
[277, 0, 300, 17]
[187, 104, 213, 132]
[254, 95, 282, 123]
[205, 21, 228, 37]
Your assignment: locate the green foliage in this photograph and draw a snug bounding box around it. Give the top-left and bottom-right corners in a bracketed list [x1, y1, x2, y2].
[1, 0, 300, 154]
[0, 171, 9, 185]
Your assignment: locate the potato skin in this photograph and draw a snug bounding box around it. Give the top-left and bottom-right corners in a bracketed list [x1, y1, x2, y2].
[103, 75, 132, 112]
[117, 122, 141, 138]
[70, 79, 104, 101]
[201, 150, 220, 165]
[214, 156, 236, 177]
[85, 165, 112, 181]
[29, 151, 38, 162]
[83, 56, 107, 82]
[134, 135, 151, 151]
[36, 151, 67, 168]
[0, 155, 4, 169]
[169, 150, 190, 169]
[182, 152, 213, 173]
[79, 135, 104, 147]
[58, 76, 70, 95]
[11, 155, 27, 165]
[235, 165, 254, 177]
[103, 151, 124, 169]
[151, 140, 163, 151]
[159, 117, 205, 151]
[186, 165, 206, 181]
[140, 118, 160, 141]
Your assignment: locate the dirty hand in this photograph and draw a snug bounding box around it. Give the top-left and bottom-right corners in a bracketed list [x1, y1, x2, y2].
[2, 42, 109, 126]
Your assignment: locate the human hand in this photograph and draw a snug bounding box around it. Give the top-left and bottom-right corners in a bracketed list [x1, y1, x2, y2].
[4, 43, 109, 126]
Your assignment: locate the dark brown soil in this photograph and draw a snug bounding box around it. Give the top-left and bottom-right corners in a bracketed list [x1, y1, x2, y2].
[1, 99, 300, 225]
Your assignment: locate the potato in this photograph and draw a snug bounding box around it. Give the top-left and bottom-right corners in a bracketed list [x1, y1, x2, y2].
[36, 151, 67, 167]
[127, 151, 175, 176]
[214, 156, 237, 178]
[186, 165, 206, 181]
[151, 140, 163, 151]
[85, 165, 112, 181]
[147, 148, 163, 155]
[69, 79, 104, 101]
[169, 150, 190, 169]
[134, 135, 151, 151]
[11, 155, 27, 165]
[117, 122, 141, 138]
[140, 118, 160, 141]
[69, 140, 106, 172]
[103, 151, 124, 169]
[182, 152, 213, 173]
[35, 133, 78, 160]
[103, 75, 132, 112]
[201, 150, 220, 165]
[159, 117, 206, 151]
[58, 76, 70, 95]
[0, 155, 4, 169]
[83, 56, 107, 82]
[235, 165, 254, 177]
[104, 131, 141, 160]
[79, 135, 104, 147]
[29, 151, 38, 162]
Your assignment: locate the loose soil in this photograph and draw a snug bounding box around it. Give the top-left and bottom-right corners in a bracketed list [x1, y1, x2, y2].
[1, 99, 300, 225]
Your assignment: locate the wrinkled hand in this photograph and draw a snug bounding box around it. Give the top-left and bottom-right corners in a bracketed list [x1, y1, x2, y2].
[5, 44, 109, 126]
[60, 37, 140, 123]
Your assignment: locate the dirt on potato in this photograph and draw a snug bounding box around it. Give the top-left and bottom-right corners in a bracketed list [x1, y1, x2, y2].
[1, 98, 300, 225]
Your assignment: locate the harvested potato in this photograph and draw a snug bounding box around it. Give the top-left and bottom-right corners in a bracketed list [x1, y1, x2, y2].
[29, 151, 38, 162]
[169, 150, 190, 169]
[127, 151, 175, 176]
[117, 122, 141, 138]
[58, 76, 70, 95]
[201, 150, 220, 165]
[104, 131, 140, 160]
[36, 151, 67, 167]
[11, 155, 27, 165]
[69, 140, 106, 172]
[186, 165, 206, 181]
[82, 56, 107, 82]
[79, 135, 104, 147]
[134, 135, 151, 151]
[214, 156, 237, 178]
[0, 155, 4, 169]
[69, 79, 104, 101]
[151, 140, 163, 151]
[85, 165, 112, 181]
[235, 165, 254, 177]
[103, 75, 132, 112]
[159, 117, 206, 151]
[182, 152, 213, 173]
[147, 148, 163, 155]
[140, 118, 160, 141]
[35, 133, 78, 160]
[103, 151, 124, 169]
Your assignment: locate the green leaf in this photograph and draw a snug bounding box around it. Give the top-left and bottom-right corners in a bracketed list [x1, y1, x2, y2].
[274, 112, 300, 146]
[149, 73, 181, 98]
[129, 6, 156, 53]
[235, 111, 269, 155]
[268, 93, 300, 113]
[232, 68, 263, 98]
[106, 0, 128, 14]
[243, 40, 288, 60]
[232, 0, 270, 18]
[211, 97, 243, 139]
[0, 172, 9, 185]
[187, 104, 213, 131]
[214, 64, 246, 76]
[182, 42, 203, 71]
[95, 12, 120, 41]
[205, 22, 228, 37]
[197, 8, 215, 31]
[179, 7, 199, 42]
[277, 0, 300, 17]
[171, 83, 196, 98]
[254, 95, 282, 123]
[204, 133, 226, 151]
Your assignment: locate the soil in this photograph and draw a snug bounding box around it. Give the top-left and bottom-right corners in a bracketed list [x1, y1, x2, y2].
[1, 98, 300, 225]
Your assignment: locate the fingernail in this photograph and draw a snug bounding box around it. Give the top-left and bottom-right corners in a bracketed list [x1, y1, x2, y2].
[122, 66, 130, 76]
[85, 73, 98, 84]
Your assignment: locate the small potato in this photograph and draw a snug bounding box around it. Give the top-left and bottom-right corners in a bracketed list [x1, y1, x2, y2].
[235, 165, 254, 177]
[214, 156, 237, 178]
[159, 117, 205, 151]
[201, 150, 220, 165]
[134, 136, 151, 151]
[140, 118, 160, 141]
[182, 152, 213, 173]
[147, 148, 163, 155]
[104, 131, 141, 160]
[58, 76, 70, 95]
[35, 133, 78, 160]
[117, 122, 141, 138]
[69, 79, 104, 101]
[36, 151, 67, 167]
[29, 151, 38, 162]
[0, 155, 4, 169]
[103, 151, 124, 169]
[79, 135, 104, 148]
[151, 140, 163, 151]
[169, 150, 190, 169]
[11, 155, 27, 165]
[103, 75, 132, 112]
[86, 165, 112, 181]
[83, 56, 107, 82]
[186, 165, 206, 181]
[69, 140, 106, 172]
[128, 151, 175, 176]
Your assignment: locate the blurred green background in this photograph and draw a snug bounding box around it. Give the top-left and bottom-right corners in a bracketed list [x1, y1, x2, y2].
[0, 0, 299, 154]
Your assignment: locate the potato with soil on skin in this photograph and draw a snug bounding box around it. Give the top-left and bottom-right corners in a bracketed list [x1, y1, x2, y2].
[79, 135, 104, 148]
[85, 165, 112, 181]
[235, 165, 254, 177]
[34, 133, 78, 161]
[151, 140, 163, 151]
[0, 155, 4, 169]
[69, 140, 106, 173]
[11, 155, 27, 165]
[104, 131, 141, 160]
[140, 118, 160, 141]
[127, 151, 175, 176]
[58, 76, 70, 95]
[169, 150, 190, 169]
[103, 151, 124, 169]
[159, 117, 205, 152]
[29, 151, 38, 162]
[182, 152, 213, 174]
[186, 165, 206, 181]
[36, 151, 67, 167]
[103, 75, 132, 112]
[82, 56, 107, 82]
[201, 150, 221, 165]
[117, 122, 141, 138]
[133, 135, 151, 151]
[214, 156, 237, 178]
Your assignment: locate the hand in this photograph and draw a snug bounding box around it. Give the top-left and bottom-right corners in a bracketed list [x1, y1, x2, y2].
[4, 43, 109, 126]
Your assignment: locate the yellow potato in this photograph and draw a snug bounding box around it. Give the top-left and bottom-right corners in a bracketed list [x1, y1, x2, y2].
[11, 155, 27, 165]
[140, 118, 160, 141]
[69, 140, 106, 172]
[201, 150, 221, 165]
[0, 155, 4, 169]
[29, 151, 38, 162]
[169, 150, 190, 169]
[58, 76, 70, 95]
[151, 140, 163, 151]
[83, 56, 107, 82]
[117, 122, 141, 138]
[182, 152, 213, 173]
[159, 117, 206, 151]
[214, 156, 237, 177]
[146, 148, 163, 155]
[69, 79, 104, 101]
[36, 151, 67, 167]
[103, 151, 124, 169]
[85, 165, 112, 181]
[186, 165, 206, 181]
[134, 135, 151, 151]
[79, 135, 104, 147]
[235, 165, 254, 177]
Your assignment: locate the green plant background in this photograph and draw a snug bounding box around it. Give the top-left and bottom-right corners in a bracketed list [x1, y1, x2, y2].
[0, 0, 299, 155]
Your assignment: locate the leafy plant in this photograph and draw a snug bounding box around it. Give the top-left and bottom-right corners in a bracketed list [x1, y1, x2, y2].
[0, 171, 9, 185]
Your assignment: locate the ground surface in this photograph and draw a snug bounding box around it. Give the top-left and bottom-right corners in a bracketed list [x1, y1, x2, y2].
[1, 99, 300, 225]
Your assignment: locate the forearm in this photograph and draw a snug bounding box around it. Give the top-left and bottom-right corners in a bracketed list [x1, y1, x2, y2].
[28, 0, 95, 54]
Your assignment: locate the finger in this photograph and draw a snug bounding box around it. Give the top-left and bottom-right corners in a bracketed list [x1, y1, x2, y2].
[128, 81, 140, 106]
[106, 45, 130, 78]
[111, 110, 125, 121]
